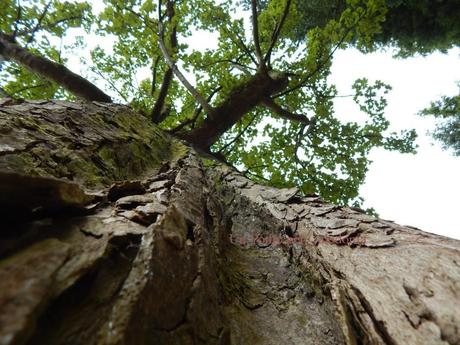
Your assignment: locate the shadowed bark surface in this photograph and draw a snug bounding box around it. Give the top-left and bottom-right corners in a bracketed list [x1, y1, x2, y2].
[0, 100, 459, 345]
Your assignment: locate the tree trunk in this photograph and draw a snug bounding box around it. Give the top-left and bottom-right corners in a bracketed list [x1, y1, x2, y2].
[0, 99, 459, 345]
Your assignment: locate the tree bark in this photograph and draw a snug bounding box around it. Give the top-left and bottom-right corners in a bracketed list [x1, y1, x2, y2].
[0, 99, 459, 345]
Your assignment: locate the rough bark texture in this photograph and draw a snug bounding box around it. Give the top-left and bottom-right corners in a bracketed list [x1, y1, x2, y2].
[0, 100, 459, 345]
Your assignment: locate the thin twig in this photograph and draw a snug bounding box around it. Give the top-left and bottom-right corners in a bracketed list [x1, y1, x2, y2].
[91, 67, 128, 102]
[218, 112, 258, 153]
[9, 82, 50, 96]
[223, 26, 258, 66]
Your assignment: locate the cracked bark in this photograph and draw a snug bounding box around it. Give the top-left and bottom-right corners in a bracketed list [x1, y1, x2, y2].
[0, 100, 459, 345]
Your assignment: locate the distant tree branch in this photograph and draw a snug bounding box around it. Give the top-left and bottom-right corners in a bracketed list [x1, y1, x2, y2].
[264, 0, 292, 65]
[0, 31, 112, 102]
[222, 27, 258, 66]
[25, 0, 52, 47]
[157, 0, 216, 118]
[10, 82, 51, 96]
[14, 15, 82, 41]
[262, 97, 310, 124]
[0, 87, 10, 98]
[12, 1, 22, 38]
[197, 55, 254, 75]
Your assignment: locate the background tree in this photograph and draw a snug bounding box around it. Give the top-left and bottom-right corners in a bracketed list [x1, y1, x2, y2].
[0, 0, 417, 209]
[293, 0, 460, 155]
[293, 0, 460, 56]
[419, 88, 460, 156]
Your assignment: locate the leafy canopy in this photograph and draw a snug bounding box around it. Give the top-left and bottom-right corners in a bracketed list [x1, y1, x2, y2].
[0, 0, 417, 208]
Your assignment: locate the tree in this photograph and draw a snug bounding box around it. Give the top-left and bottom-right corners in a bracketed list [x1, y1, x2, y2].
[293, 0, 460, 155]
[292, 0, 460, 56]
[418, 87, 460, 156]
[1, 100, 460, 345]
[0, 0, 417, 209]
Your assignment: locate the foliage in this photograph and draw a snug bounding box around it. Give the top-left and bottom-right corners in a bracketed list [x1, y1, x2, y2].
[0, 0, 417, 207]
[419, 88, 460, 156]
[291, 0, 460, 56]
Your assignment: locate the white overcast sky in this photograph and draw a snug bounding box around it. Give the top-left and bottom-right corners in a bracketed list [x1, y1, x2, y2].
[330, 48, 460, 239]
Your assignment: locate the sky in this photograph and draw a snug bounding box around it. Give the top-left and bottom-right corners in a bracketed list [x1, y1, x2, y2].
[330, 48, 460, 239]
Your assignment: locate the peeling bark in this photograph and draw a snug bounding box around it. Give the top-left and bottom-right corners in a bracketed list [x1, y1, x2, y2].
[1, 100, 459, 345]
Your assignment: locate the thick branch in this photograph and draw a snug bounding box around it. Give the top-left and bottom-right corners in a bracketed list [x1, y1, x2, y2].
[181, 71, 289, 150]
[262, 97, 310, 124]
[0, 32, 112, 102]
[157, 0, 216, 118]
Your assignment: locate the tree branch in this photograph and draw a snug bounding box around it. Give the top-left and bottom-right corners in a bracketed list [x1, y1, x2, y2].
[150, 55, 161, 97]
[251, 0, 266, 71]
[91, 67, 128, 102]
[167, 86, 222, 134]
[12, 0, 22, 38]
[218, 112, 258, 154]
[10, 82, 51, 97]
[157, 0, 216, 118]
[264, 0, 292, 65]
[0, 87, 10, 98]
[152, 1, 178, 124]
[262, 97, 310, 124]
[0, 31, 112, 102]
[25, 0, 52, 47]
[235, 31, 259, 66]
